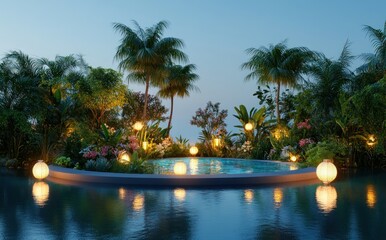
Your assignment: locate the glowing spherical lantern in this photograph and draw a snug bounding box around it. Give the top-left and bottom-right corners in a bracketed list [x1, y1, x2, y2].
[290, 154, 297, 162]
[315, 185, 337, 213]
[133, 121, 144, 131]
[119, 152, 130, 163]
[189, 146, 199, 156]
[366, 135, 377, 147]
[32, 160, 49, 180]
[244, 123, 253, 131]
[173, 162, 187, 175]
[32, 182, 49, 206]
[316, 159, 337, 184]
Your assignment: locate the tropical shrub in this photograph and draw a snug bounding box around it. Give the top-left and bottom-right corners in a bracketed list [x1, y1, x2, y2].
[85, 157, 112, 172]
[305, 139, 348, 167]
[54, 156, 73, 168]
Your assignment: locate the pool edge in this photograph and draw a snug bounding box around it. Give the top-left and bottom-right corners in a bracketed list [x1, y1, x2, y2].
[48, 165, 318, 187]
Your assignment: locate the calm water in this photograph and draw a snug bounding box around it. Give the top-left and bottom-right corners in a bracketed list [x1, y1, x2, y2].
[149, 158, 294, 175]
[1, 168, 385, 240]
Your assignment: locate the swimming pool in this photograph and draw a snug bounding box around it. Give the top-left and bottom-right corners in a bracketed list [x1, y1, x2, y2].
[149, 157, 295, 175]
[2, 168, 385, 239]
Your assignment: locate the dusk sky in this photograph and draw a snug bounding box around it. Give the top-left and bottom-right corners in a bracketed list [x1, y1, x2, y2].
[1, 0, 385, 142]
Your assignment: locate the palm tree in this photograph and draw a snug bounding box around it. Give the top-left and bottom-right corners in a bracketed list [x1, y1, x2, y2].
[242, 41, 313, 123]
[357, 21, 386, 78]
[113, 20, 187, 122]
[308, 41, 354, 119]
[158, 64, 199, 135]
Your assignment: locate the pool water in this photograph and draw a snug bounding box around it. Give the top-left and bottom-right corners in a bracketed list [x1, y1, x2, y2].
[1, 169, 385, 239]
[149, 158, 295, 175]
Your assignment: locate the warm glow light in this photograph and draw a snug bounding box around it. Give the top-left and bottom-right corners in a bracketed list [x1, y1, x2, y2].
[316, 159, 338, 184]
[32, 160, 49, 180]
[316, 185, 337, 213]
[244, 189, 254, 203]
[132, 194, 144, 211]
[366, 185, 377, 208]
[118, 188, 127, 200]
[273, 188, 283, 208]
[32, 182, 49, 206]
[189, 146, 199, 156]
[290, 155, 297, 162]
[272, 126, 289, 140]
[142, 141, 148, 151]
[119, 152, 130, 163]
[367, 135, 377, 147]
[174, 162, 187, 175]
[133, 121, 144, 131]
[244, 123, 253, 131]
[289, 164, 298, 171]
[174, 188, 186, 202]
[213, 138, 220, 147]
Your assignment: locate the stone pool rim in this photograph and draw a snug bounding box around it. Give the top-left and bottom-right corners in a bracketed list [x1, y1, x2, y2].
[48, 159, 318, 187]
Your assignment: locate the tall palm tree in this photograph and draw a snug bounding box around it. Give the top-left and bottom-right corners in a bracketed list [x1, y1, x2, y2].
[242, 41, 313, 123]
[158, 64, 199, 135]
[113, 20, 187, 122]
[308, 41, 354, 119]
[357, 21, 386, 77]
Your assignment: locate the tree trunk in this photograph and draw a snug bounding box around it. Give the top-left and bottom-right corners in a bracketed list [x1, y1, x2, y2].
[276, 82, 281, 124]
[143, 76, 150, 122]
[167, 96, 174, 136]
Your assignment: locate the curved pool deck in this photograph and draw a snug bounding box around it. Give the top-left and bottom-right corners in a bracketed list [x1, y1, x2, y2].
[48, 165, 318, 187]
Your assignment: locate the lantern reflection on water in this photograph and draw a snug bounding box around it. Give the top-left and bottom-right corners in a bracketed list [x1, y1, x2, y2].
[315, 185, 337, 213]
[32, 182, 49, 206]
[174, 188, 186, 202]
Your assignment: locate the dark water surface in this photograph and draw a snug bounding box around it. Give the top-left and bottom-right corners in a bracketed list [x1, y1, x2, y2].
[1, 168, 385, 240]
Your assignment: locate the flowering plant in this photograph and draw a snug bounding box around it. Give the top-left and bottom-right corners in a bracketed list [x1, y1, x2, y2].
[80, 145, 118, 160]
[299, 138, 314, 147]
[297, 119, 311, 130]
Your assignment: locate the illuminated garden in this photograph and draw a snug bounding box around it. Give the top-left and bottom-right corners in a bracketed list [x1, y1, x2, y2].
[1, 15, 385, 239]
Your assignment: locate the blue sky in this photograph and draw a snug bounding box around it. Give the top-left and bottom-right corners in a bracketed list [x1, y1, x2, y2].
[1, 0, 385, 142]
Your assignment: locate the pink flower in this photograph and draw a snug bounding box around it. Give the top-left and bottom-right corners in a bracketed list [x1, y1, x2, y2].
[83, 150, 98, 159]
[128, 135, 140, 151]
[297, 119, 311, 130]
[299, 138, 314, 147]
[101, 146, 109, 156]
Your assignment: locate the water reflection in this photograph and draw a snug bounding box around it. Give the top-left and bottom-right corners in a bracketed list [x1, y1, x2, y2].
[132, 194, 144, 211]
[174, 188, 186, 202]
[189, 158, 199, 174]
[32, 181, 50, 206]
[244, 189, 254, 203]
[273, 188, 283, 208]
[173, 162, 187, 175]
[1, 169, 386, 239]
[315, 185, 337, 213]
[366, 184, 377, 208]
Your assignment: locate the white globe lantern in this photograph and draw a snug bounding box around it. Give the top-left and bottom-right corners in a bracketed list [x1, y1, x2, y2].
[189, 146, 199, 156]
[133, 121, 144, 131]
[316, 159, 337, 184]
[119, 152, 130, 163]
[173, 162, 187, 175]
[244, 122, 253, 131]
[32, 160, 49, 180]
